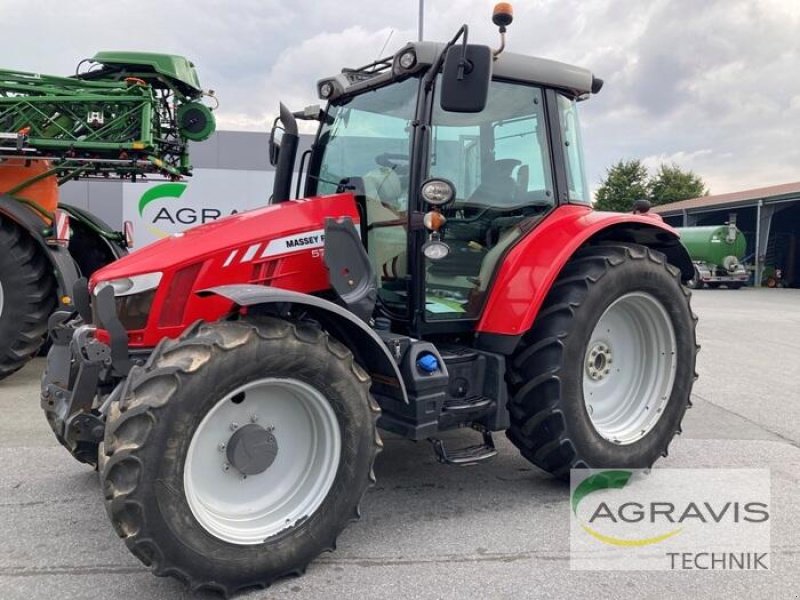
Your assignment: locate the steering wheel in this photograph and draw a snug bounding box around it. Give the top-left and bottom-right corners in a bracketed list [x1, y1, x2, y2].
[444, 202, 517, 224]
[444, 203, 542, 249]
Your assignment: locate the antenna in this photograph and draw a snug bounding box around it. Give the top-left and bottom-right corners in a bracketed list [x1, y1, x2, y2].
[418, 0, 425, 41]
[377, 29, 394, 61]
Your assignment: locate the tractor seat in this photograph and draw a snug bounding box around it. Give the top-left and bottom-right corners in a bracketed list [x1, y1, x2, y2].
[467, 159, 520, 206]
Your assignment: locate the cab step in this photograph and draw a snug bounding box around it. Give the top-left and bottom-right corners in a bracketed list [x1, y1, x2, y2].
[430, 429, 497, 465]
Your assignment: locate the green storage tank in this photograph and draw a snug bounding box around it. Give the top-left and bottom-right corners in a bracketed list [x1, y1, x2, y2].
[675, 225, 746, 267]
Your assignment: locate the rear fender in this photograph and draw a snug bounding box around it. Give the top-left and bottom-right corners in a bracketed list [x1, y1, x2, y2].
[0, 194, 79, 308]
[198, 284, 408, 404]
[476, 205, 692, 342]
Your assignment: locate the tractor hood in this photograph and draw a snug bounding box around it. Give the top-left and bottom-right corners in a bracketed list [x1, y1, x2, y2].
[90, 193, 359, 345]
[92, 193, 358, 287]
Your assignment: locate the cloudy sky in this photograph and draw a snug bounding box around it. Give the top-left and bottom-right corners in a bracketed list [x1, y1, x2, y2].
[2, 0, 799, 196]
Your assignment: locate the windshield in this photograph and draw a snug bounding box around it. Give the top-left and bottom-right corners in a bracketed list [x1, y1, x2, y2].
[313, 76, 418, 205]
[312, 77, 419, 313]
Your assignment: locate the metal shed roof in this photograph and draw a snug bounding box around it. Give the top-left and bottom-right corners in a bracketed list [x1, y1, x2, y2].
[652, 181, 800, 216]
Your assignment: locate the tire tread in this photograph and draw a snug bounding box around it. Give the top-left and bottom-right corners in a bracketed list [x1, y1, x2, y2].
[102, 318, 381, 596]
[506, 244, 697, 479]
[0, 218, 56, 379]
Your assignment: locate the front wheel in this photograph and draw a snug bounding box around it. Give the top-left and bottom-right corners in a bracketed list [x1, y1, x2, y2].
[100, 318, 381, 595]
[506, 244, 697, 479]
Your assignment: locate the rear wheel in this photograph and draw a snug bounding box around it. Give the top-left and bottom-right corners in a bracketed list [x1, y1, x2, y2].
[100, 318, 381, 595]
[0, 218, 55, 380]
[506, 244, 697, 479]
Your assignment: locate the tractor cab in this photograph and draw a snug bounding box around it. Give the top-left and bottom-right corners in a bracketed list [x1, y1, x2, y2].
[271, 12, 602, 335]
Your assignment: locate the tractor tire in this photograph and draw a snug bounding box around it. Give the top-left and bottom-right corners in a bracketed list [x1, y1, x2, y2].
[100, 318, 381, 595]
[0, 218, 56, 380]
[506, 244, 697, 480]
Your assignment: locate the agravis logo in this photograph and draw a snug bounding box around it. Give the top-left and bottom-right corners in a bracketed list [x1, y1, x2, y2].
[571, 470, 682, 547]
[138, 182, 239, 240]
[138, 182, 189, 239]
[570, 468, 771, 571]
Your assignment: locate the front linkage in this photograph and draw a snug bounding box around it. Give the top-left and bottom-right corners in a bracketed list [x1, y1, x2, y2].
[41, 281, 132, 465]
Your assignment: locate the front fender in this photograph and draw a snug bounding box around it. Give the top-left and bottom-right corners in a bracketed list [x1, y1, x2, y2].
[198, 284, 408, 404]
[476, 205, 692, 339]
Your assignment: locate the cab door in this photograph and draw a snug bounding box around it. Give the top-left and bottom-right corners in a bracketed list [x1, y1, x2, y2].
[423, 80, 556, 321]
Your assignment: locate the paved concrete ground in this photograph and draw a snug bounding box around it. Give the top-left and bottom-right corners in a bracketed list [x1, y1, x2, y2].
[0, 288, 798, 599]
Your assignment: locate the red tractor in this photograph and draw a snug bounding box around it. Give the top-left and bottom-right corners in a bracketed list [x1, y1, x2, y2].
[42, 5, 697, 595]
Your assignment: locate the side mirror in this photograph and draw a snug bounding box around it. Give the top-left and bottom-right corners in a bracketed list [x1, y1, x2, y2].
[268, 119, 284, 167]
[632, 198, 651, 215]
[440, 44, 492, 113]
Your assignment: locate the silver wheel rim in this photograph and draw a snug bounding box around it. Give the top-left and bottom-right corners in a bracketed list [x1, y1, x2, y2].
[184, 377, 341, 545]
[582, 292, 677, 445]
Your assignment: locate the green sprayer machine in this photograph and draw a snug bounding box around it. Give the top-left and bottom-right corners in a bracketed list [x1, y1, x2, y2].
[0, 52, 215, 379]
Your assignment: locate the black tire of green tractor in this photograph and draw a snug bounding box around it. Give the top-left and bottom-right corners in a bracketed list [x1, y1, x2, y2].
[100, 318, 382, 596]
[0, 218, 56, 380]
[505, 244, 698, 480]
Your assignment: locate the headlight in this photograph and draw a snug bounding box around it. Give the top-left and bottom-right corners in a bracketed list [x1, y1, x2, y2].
[318, 80, 335, 100]
[94, 272, 162, 330]
[94, 272, 162, 297]
[422, 239, 450, 261]
[398, 49, 417, 70]
[420, 178, 456, 206]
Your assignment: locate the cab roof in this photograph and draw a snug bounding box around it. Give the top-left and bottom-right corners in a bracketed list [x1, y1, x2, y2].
[317, 41, 601, 103]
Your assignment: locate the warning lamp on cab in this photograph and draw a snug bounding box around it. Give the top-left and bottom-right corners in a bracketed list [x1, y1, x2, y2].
[492, 3, 514, 57]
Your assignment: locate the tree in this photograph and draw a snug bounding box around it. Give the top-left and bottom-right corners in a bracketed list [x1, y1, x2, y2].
[649, 163, 708, 206]
[594, 159, 710, 211]
[594, 159, 650, 212]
